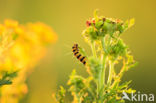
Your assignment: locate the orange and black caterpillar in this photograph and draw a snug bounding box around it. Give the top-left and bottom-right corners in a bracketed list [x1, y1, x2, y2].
[72, 44, 86, 65]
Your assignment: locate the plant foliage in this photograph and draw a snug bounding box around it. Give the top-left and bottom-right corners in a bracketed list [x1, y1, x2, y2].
[55, 10, 137, 103]
[0, 71, 17, 86]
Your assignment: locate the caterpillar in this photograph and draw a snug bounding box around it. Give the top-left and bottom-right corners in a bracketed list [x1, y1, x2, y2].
[72, 44, 86, 65]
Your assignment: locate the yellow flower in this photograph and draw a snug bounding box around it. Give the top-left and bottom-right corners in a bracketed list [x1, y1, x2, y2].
[27, 22, 57, 44]
[0, 19, 57, 103]
[4, 19, 18, 28]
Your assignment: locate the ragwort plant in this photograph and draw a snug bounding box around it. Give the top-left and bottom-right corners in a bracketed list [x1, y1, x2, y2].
[55, 10, 137, 103]
[0, 19, 57, 103]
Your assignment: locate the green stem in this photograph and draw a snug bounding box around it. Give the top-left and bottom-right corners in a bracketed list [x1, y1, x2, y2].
[76, 94, 81, 103]
[107, 61, 114, 85]
[101, 37, 106, 53]
[91, 42, 97, 58]
[97, 55, 107, 103]
[101, 55, 107, 87]
[100, 37, 107, 87]
[97, 37, 107, 103]
[91, 41, 99, 97]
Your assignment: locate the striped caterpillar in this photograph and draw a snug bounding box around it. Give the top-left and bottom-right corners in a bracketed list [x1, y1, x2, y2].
[72, 44, 86, 65]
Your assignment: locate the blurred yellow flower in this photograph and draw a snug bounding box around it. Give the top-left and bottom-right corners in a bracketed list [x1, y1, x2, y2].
[0, 19, 57, 103]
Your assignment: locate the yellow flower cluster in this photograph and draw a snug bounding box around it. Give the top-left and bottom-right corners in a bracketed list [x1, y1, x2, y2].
[0, 19, 57, 103]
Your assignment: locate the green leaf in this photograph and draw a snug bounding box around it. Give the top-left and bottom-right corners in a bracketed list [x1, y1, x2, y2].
[0, 71, 18, 87]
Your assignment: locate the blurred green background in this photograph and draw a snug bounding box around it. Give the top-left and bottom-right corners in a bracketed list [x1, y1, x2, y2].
[0, 0, 155, 103]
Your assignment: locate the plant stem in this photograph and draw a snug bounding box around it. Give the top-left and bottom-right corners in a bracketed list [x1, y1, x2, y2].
[101, 55, 107, 87]
[91, 41, 100, 98]
[101, 37, 106, 53]
[91, 42, 97, 58]
[97, 37, 107, 102]
[107, 61, 114, 85]
[100, 37, 107, 87]
[97, 55, 107, 103]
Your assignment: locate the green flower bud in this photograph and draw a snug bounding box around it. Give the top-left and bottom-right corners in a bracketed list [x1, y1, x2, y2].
[95, 20, 103, 29]
[87, 26, 98, 40]
[109, 39, 128, 60]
